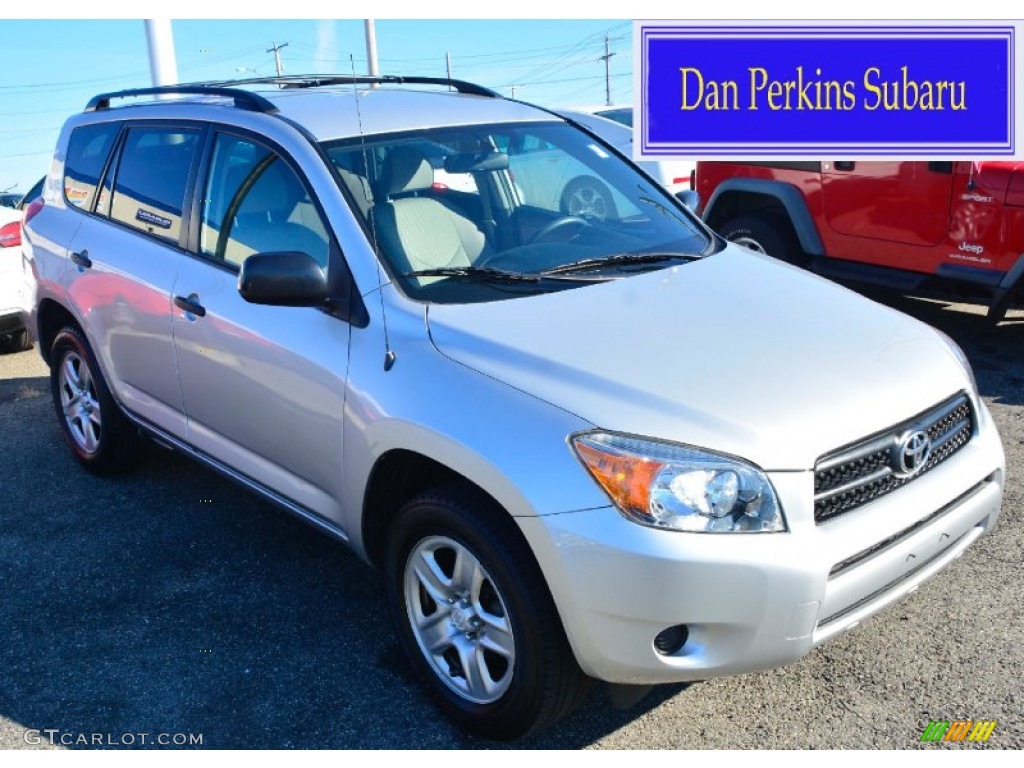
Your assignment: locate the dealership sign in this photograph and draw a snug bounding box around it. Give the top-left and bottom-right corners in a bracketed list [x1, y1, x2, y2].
[634, 21, 1022, 159]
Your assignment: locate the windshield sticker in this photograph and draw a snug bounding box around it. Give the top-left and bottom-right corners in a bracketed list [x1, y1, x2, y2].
[136, 209, 172, 229]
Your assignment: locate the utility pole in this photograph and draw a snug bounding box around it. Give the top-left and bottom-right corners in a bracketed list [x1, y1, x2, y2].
[510, 85, 517, 99]
[446, 51, 452, 79]
[267, 41, 289, 77]
[144, 20, 179, 87]
[599, 33, 616, 106]
[365, 20, 380, 83]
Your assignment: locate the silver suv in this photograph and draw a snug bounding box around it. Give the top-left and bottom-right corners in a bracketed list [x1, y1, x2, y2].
[25, 77, 1005, 739]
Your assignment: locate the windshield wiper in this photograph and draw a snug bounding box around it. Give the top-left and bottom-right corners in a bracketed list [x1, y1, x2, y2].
[538, 252, 698, 276]
[404, 266, 541, 283]
[404, 266, 604, 283]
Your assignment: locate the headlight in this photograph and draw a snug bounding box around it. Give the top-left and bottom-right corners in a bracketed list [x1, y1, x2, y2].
[935, 330, 979, 400]
[571, 432, 785, 533]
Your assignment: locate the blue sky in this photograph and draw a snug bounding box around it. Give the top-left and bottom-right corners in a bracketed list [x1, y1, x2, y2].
[0, 19, 631, 193]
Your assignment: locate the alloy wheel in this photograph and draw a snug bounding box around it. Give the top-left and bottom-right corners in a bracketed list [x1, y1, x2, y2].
[404, 535, 516, 704]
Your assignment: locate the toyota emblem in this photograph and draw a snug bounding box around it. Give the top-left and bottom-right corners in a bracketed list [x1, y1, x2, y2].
[896, 430, 932, 477]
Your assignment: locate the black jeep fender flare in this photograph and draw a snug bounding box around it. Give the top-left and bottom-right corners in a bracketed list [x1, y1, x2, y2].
[702, 179, 825, 257]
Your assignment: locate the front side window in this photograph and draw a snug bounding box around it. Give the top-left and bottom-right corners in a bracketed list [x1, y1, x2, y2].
[63, 122, 120, 211]
[199, 133, 330, 269]
[110, 126, 200, 243]
[323, 121, 712, 304]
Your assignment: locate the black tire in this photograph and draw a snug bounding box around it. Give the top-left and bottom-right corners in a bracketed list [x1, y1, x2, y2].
[560, 176, 617, 221]
[385, 483, 589, 739]
[49, 326, 140, 475]
[719, 213, 807, 267]
[0, 328, 32, 354]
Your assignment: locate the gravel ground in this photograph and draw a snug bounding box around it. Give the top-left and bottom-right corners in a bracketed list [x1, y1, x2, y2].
[0, 290, 1021, 750]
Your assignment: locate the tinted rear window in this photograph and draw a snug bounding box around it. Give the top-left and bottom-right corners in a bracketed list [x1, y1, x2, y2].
[110, 126, 200, 244]
[63, 123, 120, 210]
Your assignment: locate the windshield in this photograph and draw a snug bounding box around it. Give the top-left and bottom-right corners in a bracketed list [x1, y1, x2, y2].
[322, 121, 712, 304]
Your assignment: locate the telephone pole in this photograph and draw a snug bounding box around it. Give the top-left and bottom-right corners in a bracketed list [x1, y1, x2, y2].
[267, 41, 289, 77]
[598, 33, 616, 106]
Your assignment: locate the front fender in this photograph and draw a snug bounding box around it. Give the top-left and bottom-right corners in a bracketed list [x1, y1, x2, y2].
[340, 286, 609, 560]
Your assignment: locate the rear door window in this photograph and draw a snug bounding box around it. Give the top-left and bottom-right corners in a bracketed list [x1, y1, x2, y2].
[110, 126, 200, 244]
[63, 123, 120, 211]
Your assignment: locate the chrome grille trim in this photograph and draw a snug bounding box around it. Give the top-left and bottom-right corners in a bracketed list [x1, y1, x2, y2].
[813, 393, 974, 524]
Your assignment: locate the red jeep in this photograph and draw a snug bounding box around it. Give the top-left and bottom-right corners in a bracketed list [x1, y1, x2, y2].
[696, 161, 1024, 321]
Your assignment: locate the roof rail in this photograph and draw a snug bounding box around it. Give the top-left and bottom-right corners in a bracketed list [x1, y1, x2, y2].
[85, 86, 279, 114]
[222, 74, 501, 98]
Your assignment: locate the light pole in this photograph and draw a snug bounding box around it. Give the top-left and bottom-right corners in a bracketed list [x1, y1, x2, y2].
[144, 19, 179, 87]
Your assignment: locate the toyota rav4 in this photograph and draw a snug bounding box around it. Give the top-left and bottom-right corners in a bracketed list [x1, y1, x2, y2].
[24, 77, 1004, 739]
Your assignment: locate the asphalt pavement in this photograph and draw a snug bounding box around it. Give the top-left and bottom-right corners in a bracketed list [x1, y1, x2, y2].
[1, 289, 1021, 749]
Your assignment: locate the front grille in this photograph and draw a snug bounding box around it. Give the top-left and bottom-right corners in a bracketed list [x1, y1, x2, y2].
[813, 393, 974, 524]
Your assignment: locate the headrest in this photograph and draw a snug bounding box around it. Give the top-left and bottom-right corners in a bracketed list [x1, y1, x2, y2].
[244, 159, 304, 214]
[382, 146, 433, 196]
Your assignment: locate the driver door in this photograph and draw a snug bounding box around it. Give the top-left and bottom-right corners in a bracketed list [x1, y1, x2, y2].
[171, 130, 351, 525]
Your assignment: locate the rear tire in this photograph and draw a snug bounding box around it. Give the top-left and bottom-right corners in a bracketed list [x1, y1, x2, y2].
[50, 326, 140, 475]
[719, 213, 807, 267]
[0, 328, 32, 354]
[385, 483, 589, 739]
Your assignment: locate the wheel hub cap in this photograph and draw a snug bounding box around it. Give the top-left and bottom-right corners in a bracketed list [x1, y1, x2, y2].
[404, 535, 516, 704]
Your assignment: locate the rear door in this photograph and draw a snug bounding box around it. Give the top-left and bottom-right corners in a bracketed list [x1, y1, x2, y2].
[171, 129, 351, 524]
[64, 122, 201, 437]
[821, 161, 954, 247]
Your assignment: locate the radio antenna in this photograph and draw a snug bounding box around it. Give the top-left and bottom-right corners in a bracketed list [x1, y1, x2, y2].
[348, 55, 395, 371]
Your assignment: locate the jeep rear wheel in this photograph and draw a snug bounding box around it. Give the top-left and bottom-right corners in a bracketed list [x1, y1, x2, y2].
[385, 483, 589, 739]
[720, 213, 806, 267]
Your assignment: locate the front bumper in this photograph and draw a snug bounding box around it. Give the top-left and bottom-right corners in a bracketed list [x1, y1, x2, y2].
[517, 403, 1004, 685]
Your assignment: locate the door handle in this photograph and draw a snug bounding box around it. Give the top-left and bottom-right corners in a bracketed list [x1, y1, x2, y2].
[70, 249, 92, 269]
[174, 294, 206, 318]
[834, 161, 856, 172]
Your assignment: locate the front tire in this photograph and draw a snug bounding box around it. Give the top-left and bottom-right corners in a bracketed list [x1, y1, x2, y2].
[50, 326, 140, 474]
[385, 483, 589, 739]
[719, 213, 806, 267]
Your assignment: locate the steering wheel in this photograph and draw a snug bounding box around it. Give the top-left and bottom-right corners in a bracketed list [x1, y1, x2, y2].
[526, 215, 589, 245]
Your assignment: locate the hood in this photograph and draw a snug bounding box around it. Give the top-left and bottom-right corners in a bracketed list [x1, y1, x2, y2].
[426, 246, 968, 470]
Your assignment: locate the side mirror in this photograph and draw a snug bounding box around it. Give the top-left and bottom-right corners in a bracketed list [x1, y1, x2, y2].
[238, 251, 329, 306]
[675, 189, 701, 213]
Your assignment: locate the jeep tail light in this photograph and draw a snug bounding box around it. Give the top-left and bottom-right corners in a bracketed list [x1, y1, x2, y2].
[0, 221, 20, 248]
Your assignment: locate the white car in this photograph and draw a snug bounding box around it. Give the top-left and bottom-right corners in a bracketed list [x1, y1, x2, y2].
[559, 108, 695, 198]
[0, 204, 30, 353]
[0, 177, 43, 353]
